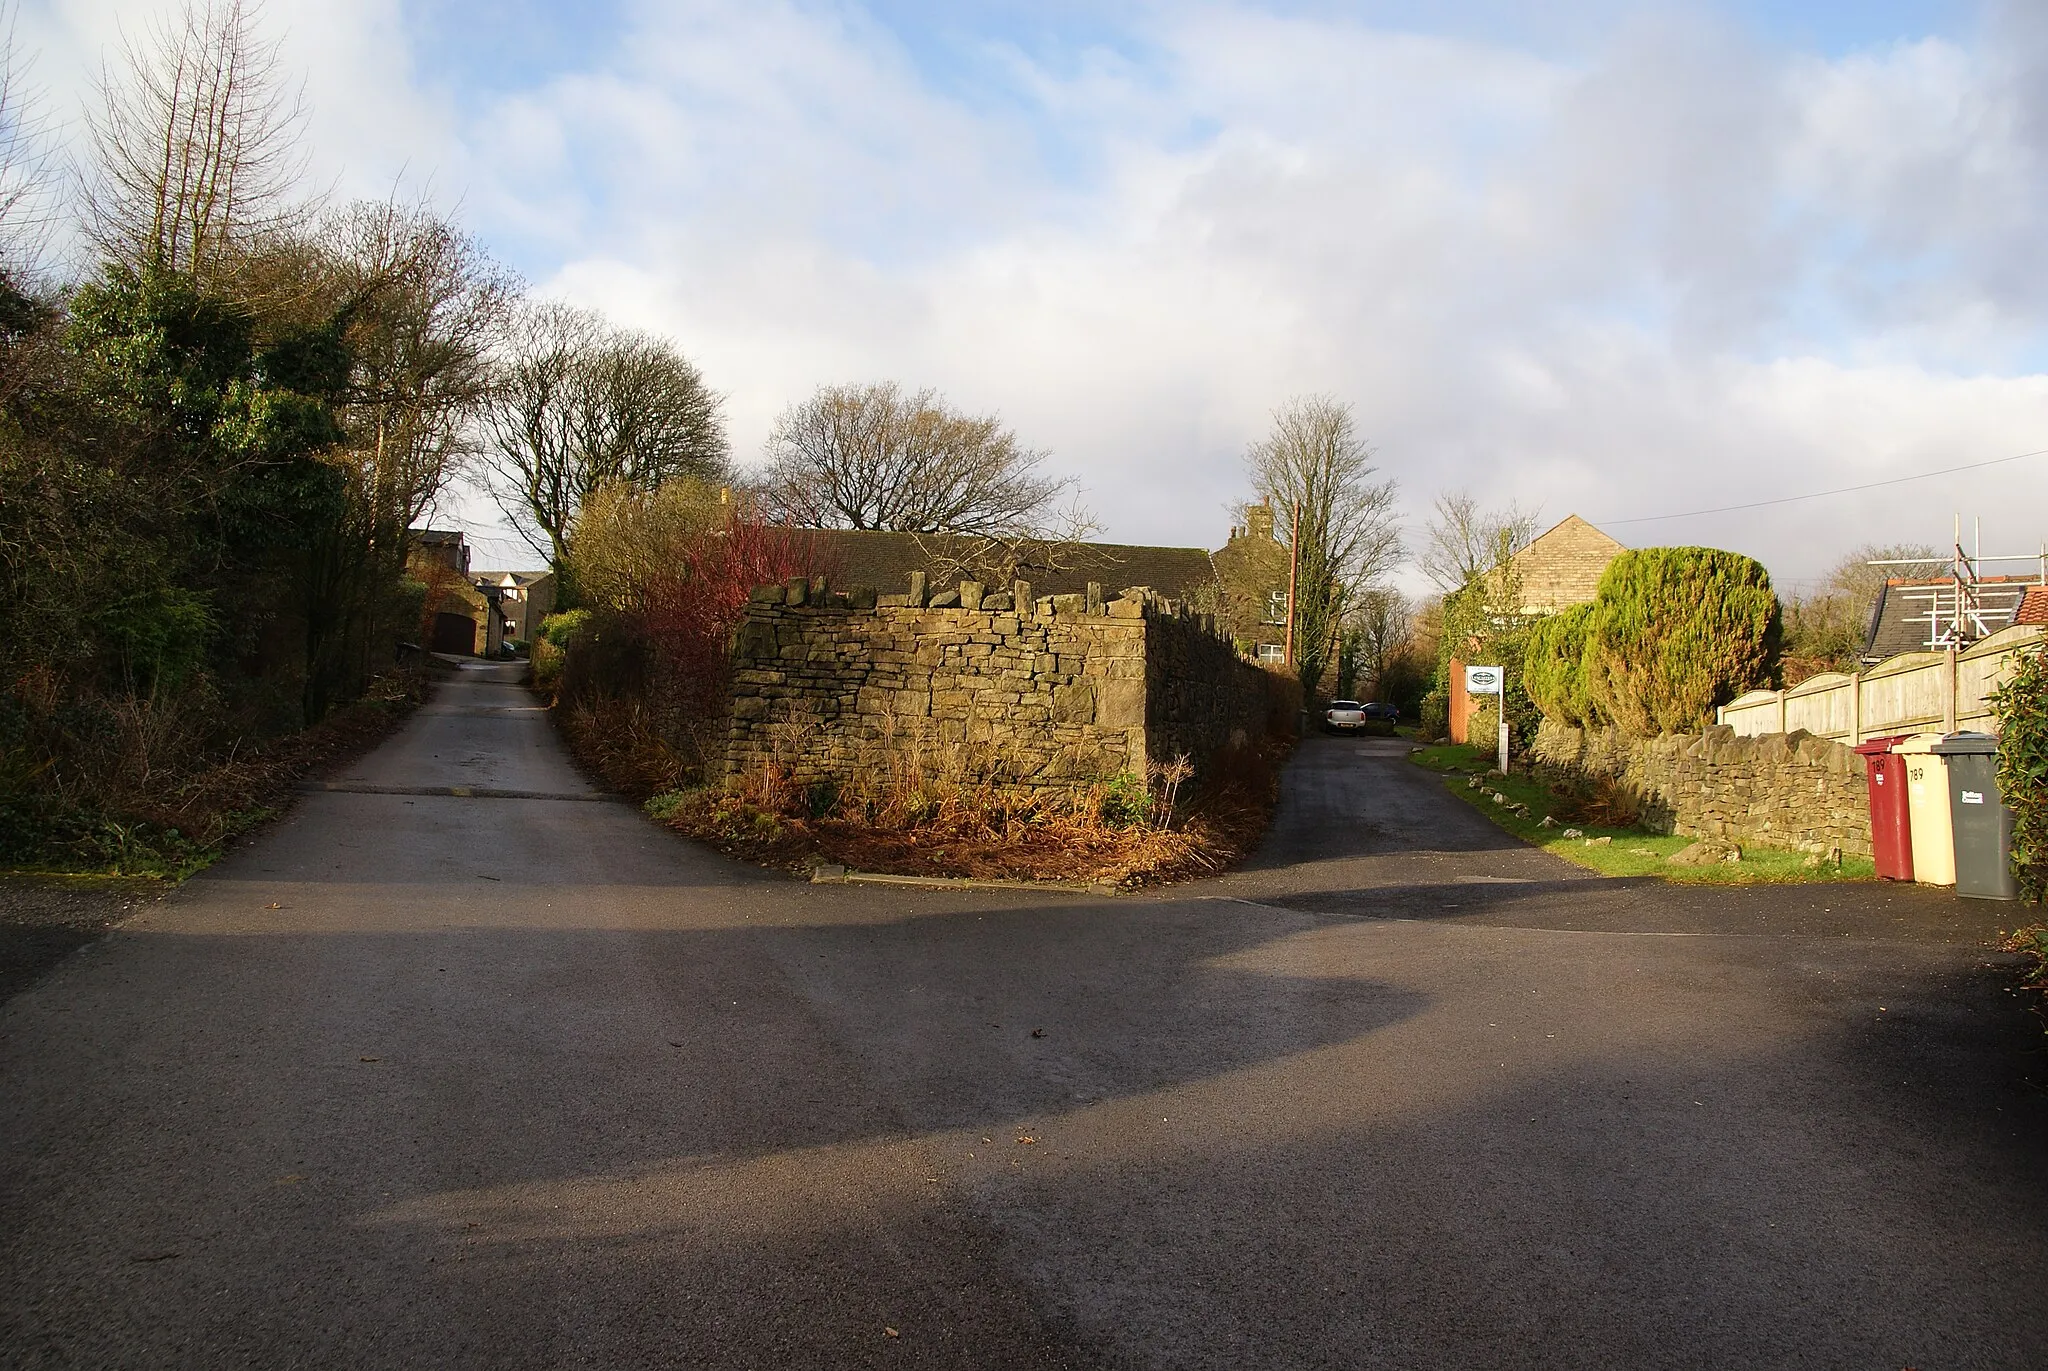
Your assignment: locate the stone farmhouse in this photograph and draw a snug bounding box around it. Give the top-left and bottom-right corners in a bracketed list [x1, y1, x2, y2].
[474, 570, 556, 647]
[406, 528, 529, 658]
[1508, 514, 1628, 614]
[1449, 514, 1627, 744]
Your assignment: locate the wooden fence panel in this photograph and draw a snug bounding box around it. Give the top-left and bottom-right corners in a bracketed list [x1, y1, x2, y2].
[1715, 626, 2040, 742]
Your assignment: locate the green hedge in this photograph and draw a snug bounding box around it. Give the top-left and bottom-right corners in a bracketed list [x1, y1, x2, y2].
[1522, 602, 1598, 728]
[1583, 548, 1780, 735]
[538, 609, 592, 650]
[1991, 641, 2048, 901]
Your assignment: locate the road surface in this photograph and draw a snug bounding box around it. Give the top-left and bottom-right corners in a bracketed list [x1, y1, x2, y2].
[4, 663, 2044, 1368]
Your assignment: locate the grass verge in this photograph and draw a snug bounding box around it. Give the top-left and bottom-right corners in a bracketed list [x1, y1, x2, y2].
[1410, 741, 1877, 885]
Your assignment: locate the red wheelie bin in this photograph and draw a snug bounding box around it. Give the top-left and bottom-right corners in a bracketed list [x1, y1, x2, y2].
[1854, 735, 1914, 881]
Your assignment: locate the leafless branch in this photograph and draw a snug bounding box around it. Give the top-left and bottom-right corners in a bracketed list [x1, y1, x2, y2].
[1245, 394, 1401, 690]
[754, 382, 1081, 539]
[82, 0, 312, 286]
[1418, 490, 1540, 593]
[480, 300, 729, 576]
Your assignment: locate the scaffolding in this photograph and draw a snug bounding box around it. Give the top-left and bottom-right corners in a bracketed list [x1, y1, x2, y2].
[1869, 516, 2047, 653]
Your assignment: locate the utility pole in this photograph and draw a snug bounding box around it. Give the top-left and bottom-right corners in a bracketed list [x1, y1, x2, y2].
[1284, 498, 1301, 671]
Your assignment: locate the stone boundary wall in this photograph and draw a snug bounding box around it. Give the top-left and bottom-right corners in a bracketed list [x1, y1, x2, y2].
[725, 575, 1278, 793]
[1533, 719, 1872, 859]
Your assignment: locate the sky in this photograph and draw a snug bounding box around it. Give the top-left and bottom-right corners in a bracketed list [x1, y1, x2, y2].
[14, 0, 2048, 591]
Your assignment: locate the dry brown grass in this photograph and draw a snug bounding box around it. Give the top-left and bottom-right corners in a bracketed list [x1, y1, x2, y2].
[126, 666, 436, 846]
[1546, 772, 1646, 828]
[640, 731, 1285, 889]
[4, 663, 435, 875]
[546, 680, 1289, 889]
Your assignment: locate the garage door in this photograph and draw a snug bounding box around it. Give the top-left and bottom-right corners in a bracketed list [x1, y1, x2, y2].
[431, 612, 477, 655]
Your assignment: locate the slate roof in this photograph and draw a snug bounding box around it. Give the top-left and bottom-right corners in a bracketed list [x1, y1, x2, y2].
[1509, 515, 1626, 613]
[474, 570, 553, 590]
[409, 527, 470, 574]
[1861, 575, 2043, 661]
[795, 528, 1219, 602]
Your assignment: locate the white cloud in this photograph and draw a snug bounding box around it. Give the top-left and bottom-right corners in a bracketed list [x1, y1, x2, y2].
[18, 0, 2048, 585]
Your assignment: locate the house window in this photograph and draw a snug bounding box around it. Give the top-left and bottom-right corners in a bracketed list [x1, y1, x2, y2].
[1256, 643, 1285, 664]
[1264, 590, 1287, 625]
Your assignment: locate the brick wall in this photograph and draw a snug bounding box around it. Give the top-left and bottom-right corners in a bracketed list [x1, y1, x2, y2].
[725, 578, 1278, 791]
[1532, 719, 1872, 859]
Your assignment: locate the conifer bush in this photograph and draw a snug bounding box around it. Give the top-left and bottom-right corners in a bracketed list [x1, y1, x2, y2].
[1583, 548, 1781, 736]
[1522, 602, 1599, 728]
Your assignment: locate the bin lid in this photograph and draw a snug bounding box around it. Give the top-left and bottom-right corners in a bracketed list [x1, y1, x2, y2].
[1852, 734, 1912, 756]
[1931, 730, 2000, 756]
[1891, 733, 1949, 754]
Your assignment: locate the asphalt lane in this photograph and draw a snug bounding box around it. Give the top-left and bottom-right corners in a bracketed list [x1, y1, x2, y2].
[4, 671, 2044, 1369]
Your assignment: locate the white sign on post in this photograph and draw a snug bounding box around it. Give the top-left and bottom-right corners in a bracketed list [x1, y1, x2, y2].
[1464, 664, 1509, 773]
[1463, 665, 1503, 695]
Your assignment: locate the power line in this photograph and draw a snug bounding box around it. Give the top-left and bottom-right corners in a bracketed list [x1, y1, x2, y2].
[1595, 446, 2048, 527]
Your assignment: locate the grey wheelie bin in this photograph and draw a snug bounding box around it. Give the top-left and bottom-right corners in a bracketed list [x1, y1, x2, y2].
[1931, 732, 2019, 901]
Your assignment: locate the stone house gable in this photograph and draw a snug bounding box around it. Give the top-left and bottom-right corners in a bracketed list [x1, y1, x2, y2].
[1509, 515, 1625, 614]
[1210, 502, 1291, 663]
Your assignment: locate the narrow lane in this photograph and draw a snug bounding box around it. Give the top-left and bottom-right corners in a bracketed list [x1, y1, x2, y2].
[4, 681, 2044, 1369]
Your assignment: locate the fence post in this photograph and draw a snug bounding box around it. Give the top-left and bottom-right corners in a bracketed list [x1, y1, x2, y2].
[1943, 647, 1958, 733]
[1849, 671, 1861, 744]
[1777, 690, 1788, 736]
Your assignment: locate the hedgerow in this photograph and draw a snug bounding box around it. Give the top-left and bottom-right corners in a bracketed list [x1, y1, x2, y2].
[1990, 640, 2048, 901]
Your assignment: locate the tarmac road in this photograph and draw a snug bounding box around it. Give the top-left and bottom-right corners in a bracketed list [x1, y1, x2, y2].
[3, 664, 2045, 1369]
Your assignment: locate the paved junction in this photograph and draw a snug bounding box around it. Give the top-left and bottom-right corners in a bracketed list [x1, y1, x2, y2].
[4, 663, 2044, 1368]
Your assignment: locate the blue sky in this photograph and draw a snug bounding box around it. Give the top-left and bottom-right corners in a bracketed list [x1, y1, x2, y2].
[20, 0, 2048, 582]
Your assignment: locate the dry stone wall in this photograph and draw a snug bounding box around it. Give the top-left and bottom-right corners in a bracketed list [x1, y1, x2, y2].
[1533, 719, 1872, 859]
[725, 576, 1275, 792]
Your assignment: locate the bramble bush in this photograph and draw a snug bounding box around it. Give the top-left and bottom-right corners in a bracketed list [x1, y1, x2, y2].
[542, 483, 823, 790]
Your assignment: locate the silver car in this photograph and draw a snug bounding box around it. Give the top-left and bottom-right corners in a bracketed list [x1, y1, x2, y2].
[1323, 700, 1367, 732]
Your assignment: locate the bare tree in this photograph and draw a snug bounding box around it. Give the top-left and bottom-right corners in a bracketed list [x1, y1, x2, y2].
[0, 3, 59, 282]
[755, 382, 1078, 538]
[1245, 395, 1401, 693]
[1351, 587, 1412, 695]
[1781, 541, 1946, 679]
[270, 199, 516, 539]
[1418, 490, 1540, 593]
[83, 0, 310, 285]
[1825, 541, 1945, 602]
[482, 301, 728, 581]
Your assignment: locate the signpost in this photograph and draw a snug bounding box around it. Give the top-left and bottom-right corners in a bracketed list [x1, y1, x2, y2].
[1464, 665, 1508, 774]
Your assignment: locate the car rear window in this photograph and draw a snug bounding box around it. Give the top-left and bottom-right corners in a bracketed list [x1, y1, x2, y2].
[1329, 701, 1361, 709]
